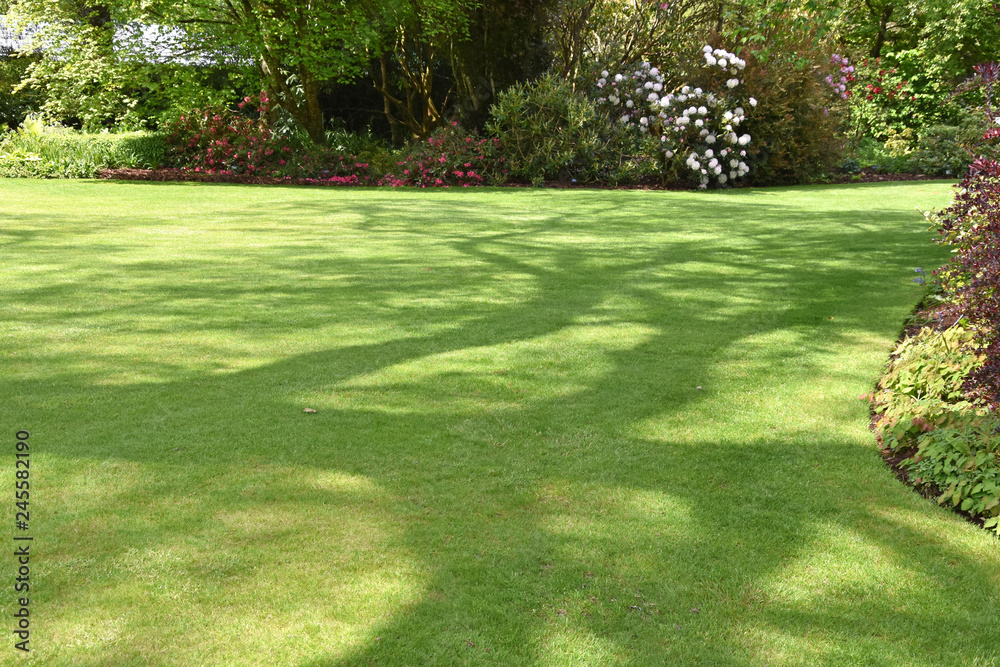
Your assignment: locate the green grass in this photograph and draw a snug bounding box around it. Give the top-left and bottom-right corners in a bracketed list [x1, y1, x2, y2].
[2, 179, 997, 666]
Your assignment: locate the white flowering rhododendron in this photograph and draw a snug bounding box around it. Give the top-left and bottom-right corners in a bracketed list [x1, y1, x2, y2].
[594, 45, 753, 188]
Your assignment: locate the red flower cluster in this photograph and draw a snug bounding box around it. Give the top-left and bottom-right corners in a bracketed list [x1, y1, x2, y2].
[858, 60, 915, 102]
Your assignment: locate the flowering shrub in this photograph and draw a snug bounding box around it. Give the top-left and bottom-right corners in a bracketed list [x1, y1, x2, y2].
[847, 56, 946, 140]
[825, 54, 854, 100]
[165, 100, 500, 188]
[594, 45, 754, 188]
[382, 123, 500, 187]
[163, 93, 290, 176]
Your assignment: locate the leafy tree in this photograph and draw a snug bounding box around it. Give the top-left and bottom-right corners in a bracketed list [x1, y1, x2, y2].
[140, 0, 379, 142]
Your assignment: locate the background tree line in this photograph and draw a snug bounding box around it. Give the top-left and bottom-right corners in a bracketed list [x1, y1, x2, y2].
[2, 0, 996, 142]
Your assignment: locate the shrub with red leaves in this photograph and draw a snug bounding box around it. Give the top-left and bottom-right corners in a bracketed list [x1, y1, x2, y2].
[937, 62, 1000, 406]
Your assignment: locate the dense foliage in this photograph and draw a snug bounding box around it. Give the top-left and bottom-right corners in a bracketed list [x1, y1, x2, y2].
[872, 324, 1000, 533]
[0, 117, 164, 176]
[487, 72, 617, 184]
[935, 62, 1000, 407]
[0, 0, 997, 186]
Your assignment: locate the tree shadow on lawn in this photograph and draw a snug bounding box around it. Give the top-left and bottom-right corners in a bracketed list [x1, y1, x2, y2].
[6, 187, 990, 665]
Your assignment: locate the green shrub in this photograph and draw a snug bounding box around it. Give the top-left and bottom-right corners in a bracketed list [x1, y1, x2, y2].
[734, 30, 844, 184]
[905, 112, 983, 177]
[903, 415, 1000, 532]
[486, 73, 626, 184]
[874, 324, 985, 451]
[871, 323, 1000, 533]
[0, 120, 167, 177]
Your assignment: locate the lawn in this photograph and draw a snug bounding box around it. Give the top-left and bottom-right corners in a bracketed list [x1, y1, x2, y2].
[2, 179, 998, 666]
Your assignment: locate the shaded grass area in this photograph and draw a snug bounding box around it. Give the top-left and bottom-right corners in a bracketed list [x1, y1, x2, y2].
[2, 179, 997, 666]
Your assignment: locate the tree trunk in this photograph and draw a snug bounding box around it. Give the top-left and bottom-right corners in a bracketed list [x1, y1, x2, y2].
[299, 65, 326, 143]
[868, 1, 894, 58]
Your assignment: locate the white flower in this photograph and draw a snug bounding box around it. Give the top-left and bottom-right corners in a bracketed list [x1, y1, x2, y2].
[602, 70, 609, 78]
[647, 92, 659, 102]
[708, 157, 718, 167]
[676, 116, 689, 125]
[729, 132, 738, 143]
[726, 78, 739, 89]
[664, 150, 673, 158]
[694, 88, 703, 95]
[714, 166, 723, 175]
[681, 86, 691, 94]
[705, 149, 714, 158]
[723, 111, 733, 121]
[706, 134, 716, 144]
[609, 95, 619, 105]
[730, 159, 739, 167]
[620, 115, 630, 123]
[677, 94, 687, 102]
[614, 74, 624, 82]
[719, 59, 727, 68]
[695, 119, 704, 127]
[740, 150, 747, 156]
[698, 106, 707, 115]
[705, 55, 717, 66]
[735, 107, 745, 116]
[703, 45, 713, 53]
[626, 100, 634, 108]
[718, 173, 728, 184]
[738, 134, 751, 146]
[699, 129, 709, 137]
[749, 97, 758, 107]
[639, 116, 649, 125]
[690, 161, 701, 170]
[720, 148, 727, 155]
[653, 83, 662, 92]
[729, 170, 737, 179]
[650, 67, 659, 76]
[644, 81, 654, 90]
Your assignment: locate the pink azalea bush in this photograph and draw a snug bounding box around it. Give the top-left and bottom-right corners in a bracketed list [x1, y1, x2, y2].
[381, 123, 501, 188]
[164, 97, 498, 187]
